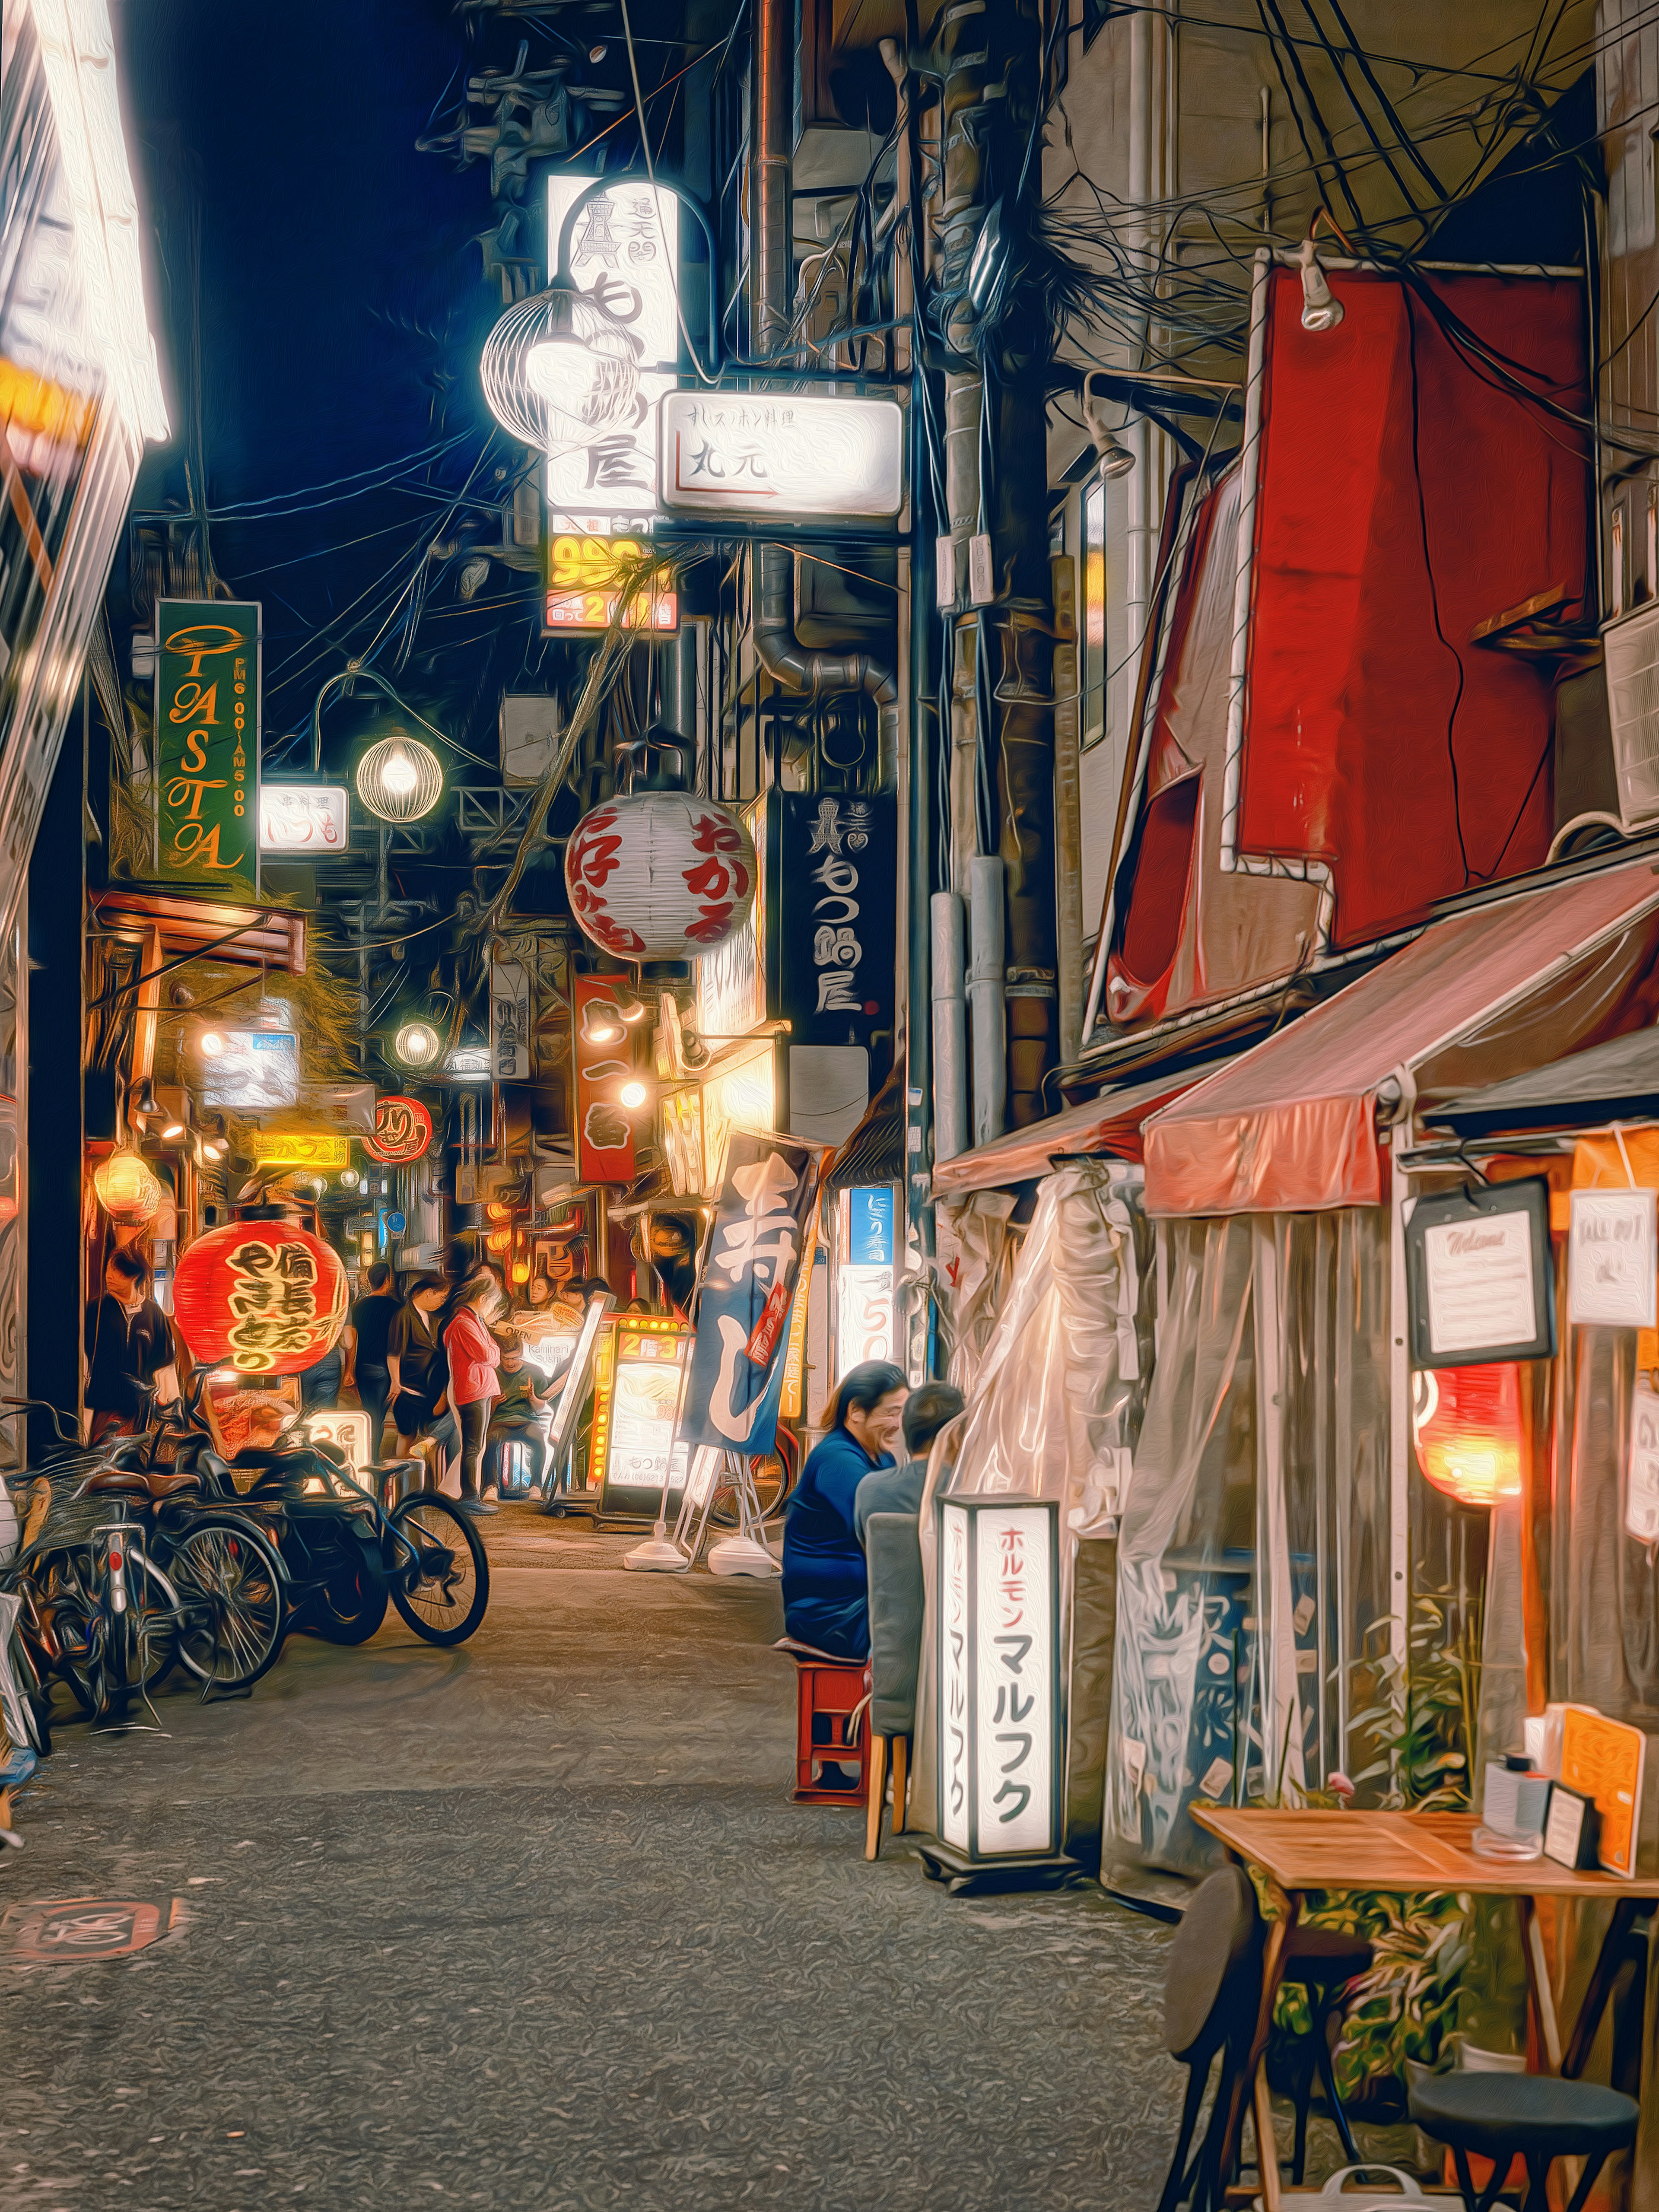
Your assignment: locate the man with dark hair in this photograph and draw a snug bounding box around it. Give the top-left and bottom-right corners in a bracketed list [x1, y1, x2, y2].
[84, 1246, 178, 1444]
[854, 1380, 966, 1540]
[348, 1260, 399, 1456]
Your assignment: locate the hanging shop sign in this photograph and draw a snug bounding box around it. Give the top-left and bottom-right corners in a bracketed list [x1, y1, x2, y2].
[1629, 1374, 1659, 1541]
[590, 1313, 693, 1516]
[199, 1029, 300, 1113]
[677, 1132, 824, 1460]
[695, 792, 768, 1039]
[545, 176, 678, 537]
[1568, 1186, 1658, 1329]
[362, 1094, 432, 1165]
[299, 1082, 376, 1134]
[543, 533, 677, 636]
[258, 785, 348, 855]
[172, 1220, 347, 1375]
[772, 792, 896, 1048]
[489, 955, 533, 1084]
[566, 790, 755, 961]
[155, 599, 259, 886]
[245, 1128, 350, 1171]
[1405, 1179, 1556, 1369]
[658, 391, 905, 521]
[935, 1496, 1062, 1866]
[573, 974, 636, 1185]
[838, 1184, 896, 1368]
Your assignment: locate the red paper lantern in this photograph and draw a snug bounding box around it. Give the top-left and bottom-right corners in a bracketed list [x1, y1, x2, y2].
[564, 793, 756, 961]
[1411, 1363, 1524, 1507]
[363, 1094, 432, 1164]
[173, 1220, 348, 1375]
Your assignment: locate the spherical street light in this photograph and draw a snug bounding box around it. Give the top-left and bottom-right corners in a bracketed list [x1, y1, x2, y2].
[480, 280, 642, 452]
[356, 735, 443, 824]
[619, 1079, 649, 1110]
[393, 1020, 442, 1071]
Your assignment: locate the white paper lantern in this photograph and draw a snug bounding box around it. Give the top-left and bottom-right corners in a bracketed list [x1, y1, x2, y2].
[356, 735, 443, 824]
[564, 793, 757, 962]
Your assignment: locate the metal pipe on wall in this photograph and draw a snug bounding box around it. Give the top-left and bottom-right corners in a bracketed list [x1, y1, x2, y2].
[931, 891, 968, 1164]
[966, 854, 1005, 1147]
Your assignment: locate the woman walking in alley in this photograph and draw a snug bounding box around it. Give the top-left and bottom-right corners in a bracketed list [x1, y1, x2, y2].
[780, 1360, 908, 1663]
[444, 1271, 502, 1516]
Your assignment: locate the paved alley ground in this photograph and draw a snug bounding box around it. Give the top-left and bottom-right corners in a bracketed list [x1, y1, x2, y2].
[0, 1513, 1183, 2212]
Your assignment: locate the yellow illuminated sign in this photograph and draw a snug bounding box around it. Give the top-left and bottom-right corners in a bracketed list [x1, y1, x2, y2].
[543, 535, 677, 634]
[246, 1129, 350, 1170]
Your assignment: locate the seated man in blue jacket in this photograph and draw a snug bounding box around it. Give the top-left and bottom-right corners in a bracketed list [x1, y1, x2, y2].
[780, 1360, 908, 1662]
[854, 1381, 965, 1539]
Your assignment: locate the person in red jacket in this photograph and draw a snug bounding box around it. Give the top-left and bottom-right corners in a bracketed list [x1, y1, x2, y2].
[443, 1272, 502, 1516]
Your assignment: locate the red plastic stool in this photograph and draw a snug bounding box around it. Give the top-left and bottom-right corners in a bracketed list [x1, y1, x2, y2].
[782, 1649, 871, 1806]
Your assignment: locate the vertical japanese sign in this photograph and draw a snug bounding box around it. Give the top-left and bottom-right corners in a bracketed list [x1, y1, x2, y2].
[489, 955, 532, 1084]
[973, 1505, 1057, 1857]
[940, 1501, 971, 1853]
[837, 1183, 895, 1367]
[155, 600, 259, 887]
[775, 792, 896, 1046]
[677, 1132, 823, 1459]
[573, 974, 635, 1184]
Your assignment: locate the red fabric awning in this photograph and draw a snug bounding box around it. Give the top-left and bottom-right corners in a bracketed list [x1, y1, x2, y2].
[932, 1059, 1224, 1197]
[1143, 860, 1659, 1217]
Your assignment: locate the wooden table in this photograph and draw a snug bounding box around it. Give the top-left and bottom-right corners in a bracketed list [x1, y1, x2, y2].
[1190, 1806, 1659, 2211]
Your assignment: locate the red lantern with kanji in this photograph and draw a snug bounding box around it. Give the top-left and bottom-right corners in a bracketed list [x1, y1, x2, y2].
[173, 1220, 348, 1376]
[1411, 1363, 1525, 1507]
[363, 1094, 432, 1164]
[563, 729, 755, 961]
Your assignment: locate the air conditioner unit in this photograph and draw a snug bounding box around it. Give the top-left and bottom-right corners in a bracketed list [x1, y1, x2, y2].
[1602, 600, 1659, 826]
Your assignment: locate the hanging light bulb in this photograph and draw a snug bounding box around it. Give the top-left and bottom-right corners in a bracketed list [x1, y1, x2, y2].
[1082, 375, 1136, 482]
[357, 735, 443, 824]
[619, 1079, 649, 1110]
[393, 1020, 442, 1070]
[1298, 239, 1345, 334]
[511, 1259, 531, 1286]
[197, 1030, 225, 1058]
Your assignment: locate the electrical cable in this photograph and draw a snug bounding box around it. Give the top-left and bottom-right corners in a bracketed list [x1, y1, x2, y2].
[203, 432, 475, 520]
[615, 0, 720, 383]
[1403, 286, 1471, 886]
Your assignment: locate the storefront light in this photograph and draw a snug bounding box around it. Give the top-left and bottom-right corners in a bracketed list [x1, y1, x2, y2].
[160, 1119, 186, 1141]
[580, 1000, 625, 1046]
[620, 1079, 649, 1110]
[92, 1150, 162, 1223]
[340, 1168, 360, 1189]
[1411, 1364, 1524, 1507]
[356, 735, 443, 825]
[197, 1030, 225, 1058]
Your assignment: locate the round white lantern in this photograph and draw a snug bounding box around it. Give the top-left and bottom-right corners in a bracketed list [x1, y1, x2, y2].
[357, 735, 444, 824]
[480, 282, 642, 452]
[564, 792, 757, 961]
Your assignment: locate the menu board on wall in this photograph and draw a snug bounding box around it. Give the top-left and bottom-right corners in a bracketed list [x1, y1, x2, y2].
[1405, 1179, 1556, 1369]
[589, 1313, 692, 1516]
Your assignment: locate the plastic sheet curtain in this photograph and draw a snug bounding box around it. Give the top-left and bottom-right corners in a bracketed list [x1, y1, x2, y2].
[911, 1161, 1155, 1837]
[1105, 1208, 1390, 1875]
[933, 1190, 1022, 1394]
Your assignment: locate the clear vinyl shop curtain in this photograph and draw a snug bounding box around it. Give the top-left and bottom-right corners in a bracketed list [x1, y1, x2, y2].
[910, 1161, 1156, 1838]
[1105, 1208, 1391, 1875]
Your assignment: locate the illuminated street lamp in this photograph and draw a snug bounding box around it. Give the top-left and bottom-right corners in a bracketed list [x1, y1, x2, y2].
[356, 735, 443, 825]
[481, 278, 642, 452]
[393, 1020, 442, 1071]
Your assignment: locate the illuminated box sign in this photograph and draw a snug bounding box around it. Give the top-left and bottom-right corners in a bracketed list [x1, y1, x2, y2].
[838, 1184, 895, 1369]
[200, 1030, 299, 1112]
[245, 1128, 349, 1170]
[259, 785, 348, 854]
[155, 599, 260, 886]
[659, 392, 905, 521]
[936, 1497, 1062, 1863]
[543, 533, 677, 635]
[546, 178, 678, 538]
[589, 1314, 692, 1516]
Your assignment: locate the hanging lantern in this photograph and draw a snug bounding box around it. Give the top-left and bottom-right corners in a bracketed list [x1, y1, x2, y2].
[173, 1220, 348, 1376]
[1411, 1364, 1525, 1507]
[356, 735, 444, 824]
[564, 728, 755, 961]
[92, 1150, 162, 1224]
[480, 280, 642, 452]
[363, 1093, 433, 1162]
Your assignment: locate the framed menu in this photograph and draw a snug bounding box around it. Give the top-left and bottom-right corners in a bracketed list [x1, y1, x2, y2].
[1405, 1179, 1556, 1370]
[590, 1314, 694, 1517]
[1559, 1706, 1646, 1879]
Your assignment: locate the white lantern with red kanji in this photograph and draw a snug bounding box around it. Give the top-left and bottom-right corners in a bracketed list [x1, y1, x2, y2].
[173, 1220, 348, 1375]
[564, 773, 756, 962]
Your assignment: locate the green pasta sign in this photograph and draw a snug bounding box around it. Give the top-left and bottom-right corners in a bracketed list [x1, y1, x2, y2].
[155, 598, 259, 885]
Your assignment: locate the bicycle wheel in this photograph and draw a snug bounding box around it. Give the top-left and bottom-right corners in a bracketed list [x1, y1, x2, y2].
[165, 1517, 288, 1691]
[306, 1550, 388, 1644]
[95, 1554, 181, 1722]
[709, 1431, 801, 1529]
[388, 1496, 489, 1644]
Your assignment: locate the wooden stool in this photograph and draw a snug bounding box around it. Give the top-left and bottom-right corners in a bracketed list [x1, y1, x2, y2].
[780, 1647, 871, 1806]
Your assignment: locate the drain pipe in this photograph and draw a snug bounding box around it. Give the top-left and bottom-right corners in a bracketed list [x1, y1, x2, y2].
[967, 855, 1006, 1147]
[931, 891, 968, 1163]
[749, 0, 898, 764]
